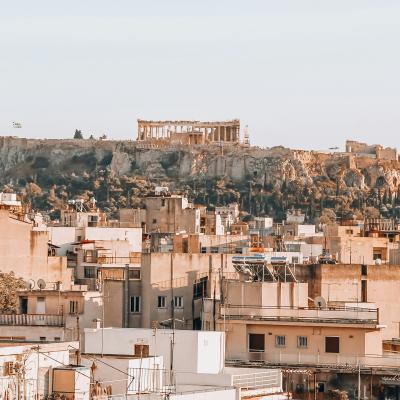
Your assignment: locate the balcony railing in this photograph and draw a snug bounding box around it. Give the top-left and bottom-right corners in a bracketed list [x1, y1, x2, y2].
[231, 370, 281, 390]
[0, 314, 64, 327]
[220, 305, 378, 325]
[227, 351, 400, 370]
[84, 255, 141, 264]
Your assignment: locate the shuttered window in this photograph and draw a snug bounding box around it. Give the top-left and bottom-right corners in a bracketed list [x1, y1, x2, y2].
[325, 336, 340, 353]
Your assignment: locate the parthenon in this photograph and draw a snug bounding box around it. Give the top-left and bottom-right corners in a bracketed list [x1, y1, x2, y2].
[136, 119, 241, 145]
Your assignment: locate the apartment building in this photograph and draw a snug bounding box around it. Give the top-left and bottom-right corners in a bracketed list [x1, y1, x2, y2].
[0, 209, 73, 287]
[218, 279, 382, 365]
[0, 340, 88, 400]
[144, 195, 201, 234]
[99, 253, 236, 330]
[84, 327, 284, 400]
[0, 287, 103, 341]
[173, 233, 249, 254]
[297, 263, 400, 341]
[214, 277, 400, 400]
[323, 219, 400, 264]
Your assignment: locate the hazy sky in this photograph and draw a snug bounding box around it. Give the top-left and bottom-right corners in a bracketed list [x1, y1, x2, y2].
[1, 1, 399, 150]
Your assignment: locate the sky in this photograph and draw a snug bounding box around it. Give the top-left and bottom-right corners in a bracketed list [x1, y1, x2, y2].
[1, 0, 400, 150]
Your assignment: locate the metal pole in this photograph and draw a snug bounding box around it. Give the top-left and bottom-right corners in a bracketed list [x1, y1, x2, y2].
[36, 346, 40, 400]
[101, 288, 105, 358]
[358, 363, 361, 400]
[314, 373, 317, 400]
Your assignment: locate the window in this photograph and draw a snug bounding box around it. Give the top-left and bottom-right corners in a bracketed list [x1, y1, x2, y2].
[325, 336, 340, 353]
[161, 199, 166, 207]
[361, 264, 368, 276]
[249, 333, 265, 352]
[345, 229, 353, 235]
[361, 280, 367, 302]
[69, 301, 78, 314]
[297, 336, 308, 348]
[129, 269, 141, 280]
[85, 250, 97, 263]
[373, 248, 384, 260]
[275, 335, 286, 347]
[39, 337, 46, 341]
[84, 266, 95, 278]
[200, 247, 207, 253]
[36, 297, 45, 314]
[152, 219, 157, 224]
[174, 296, 183, 308]
[211, 247, 218, 253]
[317, 383, 325, 393]
[193, 277, 208, 299]
[157, 296, 166, 308]
[54, 337, 61, 342]
[130, 296, 141, 313]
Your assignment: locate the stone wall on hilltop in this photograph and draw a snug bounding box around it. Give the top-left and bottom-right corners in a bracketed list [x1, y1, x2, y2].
[1, 136, 399, 220]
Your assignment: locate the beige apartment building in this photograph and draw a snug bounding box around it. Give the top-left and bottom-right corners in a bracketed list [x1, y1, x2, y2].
[0, 208, 106, 342]
[173, 233, 248, 254]
[75, 238, 141, 290]
[0, 208, 73, 287]
[100, 252, 236, 330]
[297, 263, 400, 341]
[0, 287, 102, 341]
[323, 219, 400, 264]
[143, 195, 201, 234]
[217, 279, 382, 366]
[213, 278, 400, 399]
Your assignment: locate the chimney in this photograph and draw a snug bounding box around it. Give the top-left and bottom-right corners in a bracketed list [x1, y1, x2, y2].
[92, 318, 101, 329]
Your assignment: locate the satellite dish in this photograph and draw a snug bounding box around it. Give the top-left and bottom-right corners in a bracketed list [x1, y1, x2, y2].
[25, 279, 35, 290]
[314, 296, 327, 308]
[37, 279, 46, 290]
[375, 258, 382, 265]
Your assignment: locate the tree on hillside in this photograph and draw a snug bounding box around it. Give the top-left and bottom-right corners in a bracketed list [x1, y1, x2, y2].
[74, 129, 84, 139]
[0, 272, 26, 313]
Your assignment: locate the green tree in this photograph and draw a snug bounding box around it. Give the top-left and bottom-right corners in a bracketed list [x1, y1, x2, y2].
[74, 129, 83, 139]
[0, 272, 25, 313]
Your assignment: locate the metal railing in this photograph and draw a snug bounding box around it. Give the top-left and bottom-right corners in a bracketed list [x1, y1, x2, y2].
[220, 304, 378, 325]
[126, 367, 174, 395]
[232, 369, 281, 390]
[84, 256, 141, 264]
[227, 351, 400, 370]
[0, 313, 64, 326]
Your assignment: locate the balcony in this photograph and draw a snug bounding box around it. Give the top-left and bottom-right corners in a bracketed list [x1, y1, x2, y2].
[0, 314, 64, 327]
[84, 255, 141, 264]
[226, 351, 400, 370]
[220, 305, 379, 326]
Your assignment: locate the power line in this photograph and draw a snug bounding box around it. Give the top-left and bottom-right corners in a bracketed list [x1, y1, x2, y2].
[67, 345, 135, 379]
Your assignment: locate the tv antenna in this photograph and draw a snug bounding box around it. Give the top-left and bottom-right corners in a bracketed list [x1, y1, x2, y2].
[314, 296, 327, 308]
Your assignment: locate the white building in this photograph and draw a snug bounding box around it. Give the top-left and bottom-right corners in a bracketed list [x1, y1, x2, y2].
[84, 328, 225, 374]
[83, 328, 284, 400]
[0, 192, 21, 207]
[0, 341, 89, 400]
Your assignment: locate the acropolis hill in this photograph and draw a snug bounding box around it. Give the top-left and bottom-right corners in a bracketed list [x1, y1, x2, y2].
[0, 127, 399, 221]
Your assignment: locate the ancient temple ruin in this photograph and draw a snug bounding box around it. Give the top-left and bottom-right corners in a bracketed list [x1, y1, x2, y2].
[136, 119, 241, 145]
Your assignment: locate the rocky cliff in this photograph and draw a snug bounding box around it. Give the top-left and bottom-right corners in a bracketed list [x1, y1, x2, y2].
[1, 136, 400, 221]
